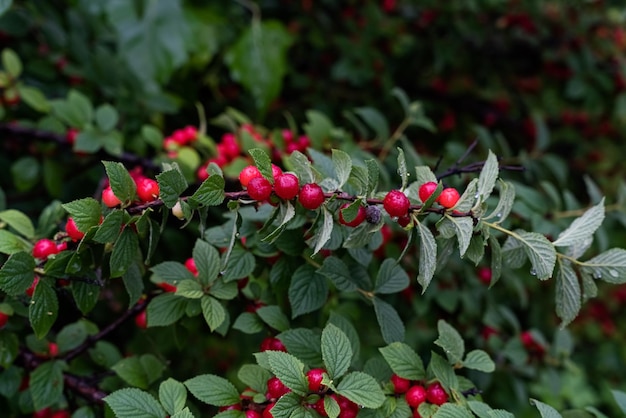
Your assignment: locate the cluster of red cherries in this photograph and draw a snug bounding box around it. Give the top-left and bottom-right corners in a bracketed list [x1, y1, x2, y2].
[390, 374, 449, 417]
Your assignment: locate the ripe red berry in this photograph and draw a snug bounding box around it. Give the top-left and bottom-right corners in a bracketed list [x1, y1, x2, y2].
[274, 173, 300, 200]
[50, 411, 71, 418]
[247, 177, 273, 201]
[0, 311, 9, 328]
[184, 258, 198, 276]
[405, 385, 427, 407]
[172, 129, 188, 145]
[184, 126, 199, 143]
[330, 394, 359, 418]
[48, 342, 59, 357]
[383, 190, 410, 217]
[267, 376, 290, 399]
[157, 282, 177, 293]
[338, 203, 366, 227]
[32, 408, 52, 418]
[263, 403, 275, 418]
[418, 181, 438, 203]
[426, 382, 448, 405]
[477, 267, 492, 285]
[32, 239, 60, 259]
[306, 368, 326, 392]
[240, 165, 262, 188]
[65, 217, 85, 242]
[102, 186, 121, 208]
[66, 128, 79, 145]
[135, 310, 148, 329]
[310, 397, 328, 417]
[136, 178, 160, 202]
[413, 409, 423, 418]
[271, 164, 283, 180]
[298, 183, 325, 210]
[397, 215, 411, 227]
[219, 404, 242, 412]
[390, 374, 411, 394]
[437, 188, 460, 209]
[246, 411, 262, 418]
[260, 336, 287, 352]
[26, 276, 39, 298]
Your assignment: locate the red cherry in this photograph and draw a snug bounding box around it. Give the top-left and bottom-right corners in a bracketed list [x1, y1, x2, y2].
[383, 190, 410, 217]
[26, 276, 40, 298]
[32, 239, 60, 259]
[246, 411, 262, 418]
[172, 129, 188, 145]
[184, 126, 198, 142]
[306, 368, 326, 392]
[397, 215, 411, 227]
[65, 217, 85, 242]
[266, 376, 290, 399]
[197, 165, 209, 181]
[426, 382, 448, 405]
[310, 397, 328, 417]
[477, 267, 492, 285]
[418, 181, 438, 203]
[102, 186, 121, 208]
[0, 311, 9, 328]
[390, 374, 411, 394]
[136, 178, 160, 202]
[50, 411, 71, 418]
[260, 337, 287, 352]
[413, 408, 423, 418]
[437, 188, 460, 209]
[32, 408, 52, 418]
[330, 394, 359, 418]
[247, 177, 273, 201]
[66, 128, 79, 145]
[263, 403, 275, 418]
[338, 203, 366, 227]
[405, 385, 427, 407]
[271, 164, 283, 180]
[135, 310, 148, 329]
[240, 165, 263, 188]
[282, 130, 294, 143]
[274, 173, 300, 200]
[298, 183, 325, 210]
[157, 282, 177, 293]
[184, 258, 198, 276]
[48, 342, 59, 358]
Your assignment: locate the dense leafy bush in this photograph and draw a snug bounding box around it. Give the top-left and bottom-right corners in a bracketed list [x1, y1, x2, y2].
[1, 1, 626, 417]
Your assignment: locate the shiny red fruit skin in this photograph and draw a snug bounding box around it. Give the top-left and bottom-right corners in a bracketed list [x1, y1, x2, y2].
[246, 411, 262, 418]
[260, 337, 287, 352]
[135, 310, 148, 329]
[32, 239, 60, 259]
[263, 403, 276, 418]
[390, 373, 411, 394]
[306, 368, 326, 392]
[184, 258, 198, 275]
[426, 382, 448, 405]
[26, 276, 40, 298]
[136, 178, 160, 202]
[0, 312, 9, 328]
[50, 411, 72, 418]
[266, 376, 290, 399]
[102, 186, 121, 207]
[418, 181, 438, 203]
[437, 188, 460, 209]
[271, 164, 283, 180]
[240, 165, 262, 188]
[65, 217, 85, 242]
[274, 173, 300, 200]
[48, 342, 59, 357]
[157, 282, 177, 293]
[405, 385, 427, 407]
[383, 190, 410, 217]
[298, 183, 325, 210]
[247, 177, 273, 201]
[477, 267, 492, 285]
[338, 203, 366, 227]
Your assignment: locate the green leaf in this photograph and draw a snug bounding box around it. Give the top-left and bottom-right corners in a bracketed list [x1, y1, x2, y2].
[435, 320, 465, 365]
[68, 90, 93, 125]
[397, 148, 409, 190]
[580, 248, 626, 284]
[0, 331, 19, 368]
[56, 320, 91, 353]
[485, 180, 516, 222]
[95, 104, 119, 131]
[112, 355, 165, 389]
[225, 20, 293, 113]
[462, 350, 495, 373]
[324, 395, 341, 418]
[328, 313, 360, 366]
[93, 210, 124, 243]
[303, 110, 333, 149]
[277, 329, 322, 366]
[0, 209, 35, 238]
[172, 408, 196, 418]
[16, 85, 50, 112]
[192, 239, 220, 285]
[266, 351, 309, 395]
[30, 360, 65, 411]
[336, 371, 385, 409]
[232, 312, 264, 334]
[189, 175, 225, 207]
[121, 263, 143, 305]
[429, 352, 458, 391]
[110, 228, 139, 278]
[0, 251, 35, 296]
[375, 259, 410, 294]
[611, 390, 626, 413]
[508, 230, 557, 280]
[432, 403, 474, 418]
[379, 342, 426, 380]
[157, 167, 188, 209]
[29, 280, 58, 338]
[201, 295, 226, 331]
[184, 374, 239, 407]
[416, 220, 437, 292]
[104, 388, 166, 418]
[62, 198, 102, 232]
[256, 305, 290, 332]
[270, 392, 305, 418]
[146, 293, 187, 327]
[175, 280, 204, 299]
[555, 260, 581, 327]
[366, 159, 380, 196]
[288, 264, 329, 318]
[438, 215, 474, 257]
[308, 207, 334, 256]
[222, 245, 256, 282]
[263, 201, 296, 243]
[321, 323, 352, 380]
[317, 256, 358, 292]
[530, 399, 563, 418]
[150, 261, 195, 284]
[353, 107, 390, 140]
[553, 198, 605, 247]
[331, 149, 352, 189]
[373, 297, 405, 344]
[475, 150, 499, 205]
[2, 48, 21, 78]
[71, 281, 100, 315]
[237, 364, 273, 394]
[289, 151, 315, 185]
[102, 161, 137, 203]
[249, 148, 274, 182]
[0, 1, 12, 17]
[0, 230, 28, 255]
[141, 125, 164, 149]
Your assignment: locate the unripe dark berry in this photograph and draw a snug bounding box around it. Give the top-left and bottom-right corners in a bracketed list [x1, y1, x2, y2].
[298, 183, 325, 210]
[365, 205, 382, 224]
[390, 374, 411, 394]
[306, 368, 326, 392]
[438, 188, 460, 209]
[274, 173, 300, 200]
[418, 181, 438, 203]
[397, 215, 411, 227]
[50, 411, 71, 418]
[405, 385, 427, 407]
[477, 266, 492, 285]
[32, 239, 60, 259]
[102, 186, 121, 207]
[267, 376, 290, 399]
[383, 190, 410, 217]
[240, 165, 262, 188]
[65, 217, 85, 242]
[338, 203, 366, 227]
[136, 178, 160, 202]
[426, 382, 448, 405]
[247, 177, 273, 201]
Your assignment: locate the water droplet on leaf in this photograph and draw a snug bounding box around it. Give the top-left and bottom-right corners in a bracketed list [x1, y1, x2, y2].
[609, 269, 619, 278]
[530, 268, 537, 276]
